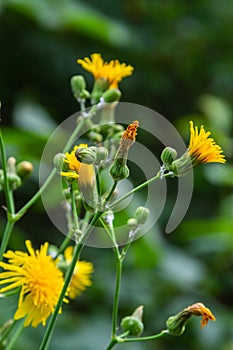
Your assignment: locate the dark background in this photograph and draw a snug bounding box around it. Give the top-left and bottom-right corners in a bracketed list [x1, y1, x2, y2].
[0, 1, 233, 349]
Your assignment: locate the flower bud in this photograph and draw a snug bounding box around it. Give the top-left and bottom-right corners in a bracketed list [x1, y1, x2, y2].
[121, 306, 144, 337]
[166, 311, 190, 336]
[95, 147, 108, 164]
[91, 78, 109, 104]
[16, 161, 34, 179]
[87, 131, 103, 143]
[102, 88, 121, 103]
[75, 146, 97, 164]
[134, 206, 150, 225]
[71, 75, 90, 100]
[110, 159, 129, 182]
[53, 153, 66, 173]
[7, 173, 22, 190]
[161, 147, 177, 171]
[127, 218, 138, 228]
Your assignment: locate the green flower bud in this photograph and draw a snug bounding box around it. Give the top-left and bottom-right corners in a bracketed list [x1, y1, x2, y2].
[161, 147, 177, 171]
[91, 78, 109, 104]
[71, 75, 90, 100]
[121, 306, 144, 337]
[110, 158, 129, 182]
[166, 311, 191, 336]
[16, 161, 34, 179]
[7, 173, 22, 190]
[75, 147, 97, 164]
[127, 218, 138, 228]
[102, 88, 121, 103]
[87, 131, 103, 143]
[95, 147, 108, 164]
[134, 206, 150, 225]
[53, 153, 66, 173]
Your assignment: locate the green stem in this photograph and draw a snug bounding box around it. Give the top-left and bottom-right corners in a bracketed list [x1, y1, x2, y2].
[110, 172, 161, 209]
[0, 221, 15, 260]
[111, 256, 122, 337]
[121, 330, 169, 343]
[105, 330, 168, 349]
[0, 319, 17, 344]
[4, 319, 24, 350]
[39, 211, 102, 350]
[103, 181, 118, 208]
[0, 129, 15, 215]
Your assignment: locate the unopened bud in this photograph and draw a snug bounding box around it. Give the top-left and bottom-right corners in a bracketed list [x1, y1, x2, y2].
[16, 161, 34, 179]
[121, 306, 144, 336]
[102, 88, 121, 103]
[71, 75, 90, 100]
[95, 147, 108, 164]
[134, 206, 150, 225]
[127, 218, 138, 228]
[88, 131, 103, 143]
[7, 173, 22, 190]
[75, 146, 97, 164]
[110, 159, 129, 182]
[53, 153, 66, 173]
[161, 147, 177, 171]
[91, 78, 109, 104]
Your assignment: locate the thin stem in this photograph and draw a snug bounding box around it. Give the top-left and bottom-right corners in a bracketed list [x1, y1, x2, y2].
[39, 211, 102, 350]
[4, 319, 24, 350]
[103, 181, 118, 208]
[111, 257, 122, 337]
[110, 172, 161, 209]
[0, 129, 15, 215]
[121, 330, 169, 343]
[0, 221, 15, 260]
[0, 319, 17, 344]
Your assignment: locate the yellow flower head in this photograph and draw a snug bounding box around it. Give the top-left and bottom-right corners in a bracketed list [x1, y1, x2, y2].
[77, 53, 134, 89]
[188, 121, 226, 165]
[64, 246, 93, 300]
[60, 144, 98, 209]
[0, 240, 65, 327]
[60, 144, 88, 179]
[171, 121, 226, 176]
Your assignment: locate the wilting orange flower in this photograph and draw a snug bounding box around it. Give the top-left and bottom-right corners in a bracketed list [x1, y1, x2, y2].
[64, 246, 93, 300]
[188, 121, 225, 165]
[166, 302, 216, 336]
[187, 302, 216, 328]
[0, 241, 65, 327]
[77, 53, 133, 89]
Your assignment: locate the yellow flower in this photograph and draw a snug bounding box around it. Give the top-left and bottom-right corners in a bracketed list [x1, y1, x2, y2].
[64, 246, 93, 300]
[77, 53, 134, 89]
[188, 121, 226, 165]
[0, 240, 65, 327]
[60, 144, 87, 179]
[171, 121, 226, 176]
[60, 144, 98, 210]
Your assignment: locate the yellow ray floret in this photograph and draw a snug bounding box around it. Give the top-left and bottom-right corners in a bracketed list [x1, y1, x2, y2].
[64, 246, 94, 299]
[77, 53, 134, 88]
[0, 241, 65, 327]
[188, 121, 226, 165]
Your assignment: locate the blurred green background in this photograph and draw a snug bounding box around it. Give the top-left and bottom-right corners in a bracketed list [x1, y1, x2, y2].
[0, 0, 233, 349]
